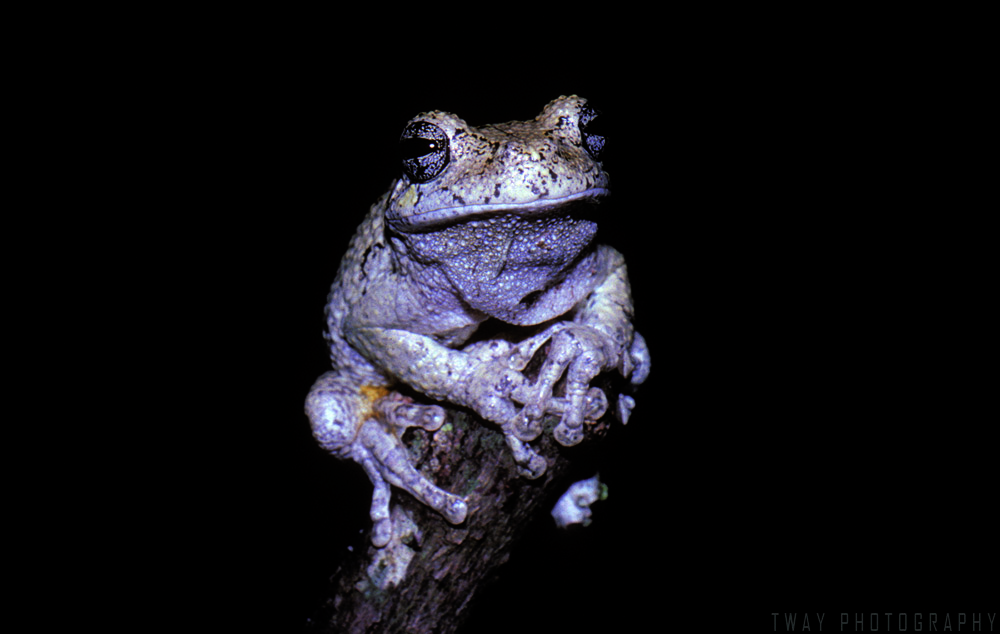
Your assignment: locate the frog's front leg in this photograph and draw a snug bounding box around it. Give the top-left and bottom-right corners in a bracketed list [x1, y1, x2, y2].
[506, 322, 615, 445]
[510, 246, 651, 446]
[347, 328, 552, 477]
[460, 339, 551, 479]
[346, 326, 529, 429]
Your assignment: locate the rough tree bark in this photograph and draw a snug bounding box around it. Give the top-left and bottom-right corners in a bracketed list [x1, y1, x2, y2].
[303, 393, 613, 634]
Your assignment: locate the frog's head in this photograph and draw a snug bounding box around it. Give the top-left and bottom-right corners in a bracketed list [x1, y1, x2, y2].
[384, 95, 610, 233]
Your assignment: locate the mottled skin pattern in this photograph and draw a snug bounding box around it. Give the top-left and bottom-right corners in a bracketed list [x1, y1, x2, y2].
[306, 96, 650, 547]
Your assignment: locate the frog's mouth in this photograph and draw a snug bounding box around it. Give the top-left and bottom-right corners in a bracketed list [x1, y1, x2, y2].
[387, 187, 610, 233]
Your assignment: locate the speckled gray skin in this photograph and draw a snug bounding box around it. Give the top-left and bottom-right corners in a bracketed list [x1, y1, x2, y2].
[306, 96, 650, 547]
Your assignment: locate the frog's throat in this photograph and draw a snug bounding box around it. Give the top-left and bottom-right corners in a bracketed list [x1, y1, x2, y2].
[388, 187, 609, 232]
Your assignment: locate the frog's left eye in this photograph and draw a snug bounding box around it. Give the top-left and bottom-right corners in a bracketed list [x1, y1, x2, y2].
[399, 121, 450, 183]
[578, 105, 605, 160]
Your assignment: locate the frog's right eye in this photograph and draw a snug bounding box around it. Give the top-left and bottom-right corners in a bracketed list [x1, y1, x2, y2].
[399, 121, 450, 183]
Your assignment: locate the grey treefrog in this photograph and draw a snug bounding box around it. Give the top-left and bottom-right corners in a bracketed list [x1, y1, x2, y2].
[305, 95, 650, 547]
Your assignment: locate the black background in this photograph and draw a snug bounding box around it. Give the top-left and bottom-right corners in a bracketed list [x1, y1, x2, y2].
[139, 27, 993, 633]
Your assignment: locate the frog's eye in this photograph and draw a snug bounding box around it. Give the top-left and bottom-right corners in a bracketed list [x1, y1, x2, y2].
[578, 105, 605, 161]
[399, 121, 450, 183]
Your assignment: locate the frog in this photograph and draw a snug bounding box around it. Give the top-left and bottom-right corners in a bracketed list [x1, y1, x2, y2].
[305, 95, 650, 548]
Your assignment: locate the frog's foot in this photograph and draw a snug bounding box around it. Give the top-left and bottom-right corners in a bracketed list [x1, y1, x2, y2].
[509, 323, 615, 446]
[355, 418, 467, 547]
[500, 323, 570, 442]
[308, 378, 464, 547]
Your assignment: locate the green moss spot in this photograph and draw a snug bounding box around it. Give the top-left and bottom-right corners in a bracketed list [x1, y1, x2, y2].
[408, 433, 424, 452]
[477, 429, 504, 452]
[452, 412, 471, 431]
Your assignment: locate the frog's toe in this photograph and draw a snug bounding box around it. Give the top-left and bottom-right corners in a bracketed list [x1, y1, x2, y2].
[371, 517, 393, 548]
[553, 420, 585, 447]
[583, 387, 608, 421]
[505, 407, 544, 442]
[377, 397, 446, 432]
[517, 453, 548, 480]
[440, 496, 468, 525]
[504, 434, 548, 479]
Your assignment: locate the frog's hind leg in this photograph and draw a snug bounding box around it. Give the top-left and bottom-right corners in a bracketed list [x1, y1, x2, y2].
[306, 371, 368, 458]
[357, 418, 468, 527]
[371, 393, 467, 523]
[308, 373, 468, 545]
[354, 449, 394, 547]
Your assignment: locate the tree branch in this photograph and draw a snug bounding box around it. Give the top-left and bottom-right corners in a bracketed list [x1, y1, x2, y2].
[304, 403, 610, 634]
